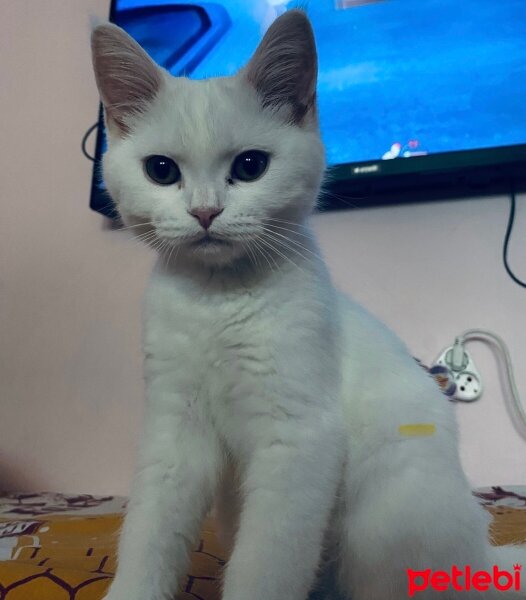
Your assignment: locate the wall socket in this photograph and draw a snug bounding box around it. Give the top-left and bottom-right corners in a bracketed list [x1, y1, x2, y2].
[434, 346, 483, 402]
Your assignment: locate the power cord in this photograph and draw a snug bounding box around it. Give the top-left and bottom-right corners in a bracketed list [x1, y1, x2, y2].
[81, 122, 98, 162]
[452, 329, 526, 439]
[503, 185, 526, 288]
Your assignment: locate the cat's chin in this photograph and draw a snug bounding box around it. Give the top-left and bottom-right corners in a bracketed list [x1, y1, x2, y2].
[188, 238, 235, 263]
[171, 236, 247, 269]
[189, 235, 232, 251]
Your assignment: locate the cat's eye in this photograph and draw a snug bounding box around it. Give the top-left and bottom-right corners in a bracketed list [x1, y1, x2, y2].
[230, 150, 269, 182]
[144, 155, 181, 185]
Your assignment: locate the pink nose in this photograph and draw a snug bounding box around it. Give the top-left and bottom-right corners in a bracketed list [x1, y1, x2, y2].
[189, 207, 223, 230]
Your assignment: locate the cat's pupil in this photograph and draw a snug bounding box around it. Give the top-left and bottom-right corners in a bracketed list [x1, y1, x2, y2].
[144, 155, 181, 185]
[231, 151, 269, 182]
[242, 156, 259, 177]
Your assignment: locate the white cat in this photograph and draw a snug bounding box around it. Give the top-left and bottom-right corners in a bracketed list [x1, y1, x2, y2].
[91, 10, 525, 600]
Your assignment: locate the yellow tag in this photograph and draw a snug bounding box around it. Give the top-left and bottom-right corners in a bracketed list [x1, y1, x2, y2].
[398, 423, 436, 437]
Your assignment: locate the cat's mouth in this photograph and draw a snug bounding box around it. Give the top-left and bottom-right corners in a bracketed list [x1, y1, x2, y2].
[189, 233, 232, 249]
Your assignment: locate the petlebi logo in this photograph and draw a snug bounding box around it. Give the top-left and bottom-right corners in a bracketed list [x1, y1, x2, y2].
[407, 564, 522, 596]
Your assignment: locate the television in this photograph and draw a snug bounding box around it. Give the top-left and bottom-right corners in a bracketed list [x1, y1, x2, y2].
[89, 0, 526, 217]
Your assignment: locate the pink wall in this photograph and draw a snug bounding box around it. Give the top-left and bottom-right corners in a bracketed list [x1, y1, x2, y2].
[1, 1, 524, 496]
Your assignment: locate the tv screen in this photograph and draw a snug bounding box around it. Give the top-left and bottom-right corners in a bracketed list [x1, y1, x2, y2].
[90, 0, 526, 216]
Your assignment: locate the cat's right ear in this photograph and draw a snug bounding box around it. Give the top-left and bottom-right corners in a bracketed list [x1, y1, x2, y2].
[91, 24, 163, 137]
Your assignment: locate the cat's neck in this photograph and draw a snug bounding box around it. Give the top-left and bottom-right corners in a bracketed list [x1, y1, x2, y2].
[154, 231, 323, 295]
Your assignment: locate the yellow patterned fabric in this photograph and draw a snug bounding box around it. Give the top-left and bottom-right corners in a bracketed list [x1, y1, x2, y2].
[0, 488, 525, 600]
[0, 493, 223, 600]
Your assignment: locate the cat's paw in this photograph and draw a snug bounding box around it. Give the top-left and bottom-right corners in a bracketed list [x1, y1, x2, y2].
[101, 584, 157, 600]
[102, 576, 176, 600]
[102, 593, 153, 600]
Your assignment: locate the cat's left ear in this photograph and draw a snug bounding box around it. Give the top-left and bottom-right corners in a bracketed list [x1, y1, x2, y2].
[243, 10, 317, 126]
[91, 23, 163, 137]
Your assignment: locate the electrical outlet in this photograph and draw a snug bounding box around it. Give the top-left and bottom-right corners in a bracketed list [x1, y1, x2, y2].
[433, 346, 483, 402]
[453, 370, 483, 402]
[435, 346, 468, 372]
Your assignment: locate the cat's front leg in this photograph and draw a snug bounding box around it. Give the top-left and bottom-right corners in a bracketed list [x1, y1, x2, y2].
[104, 386, 222, 600]
[222, 409, 345, 600]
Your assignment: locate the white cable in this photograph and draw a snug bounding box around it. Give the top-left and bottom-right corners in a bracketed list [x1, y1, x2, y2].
[457, 329, 526, 439]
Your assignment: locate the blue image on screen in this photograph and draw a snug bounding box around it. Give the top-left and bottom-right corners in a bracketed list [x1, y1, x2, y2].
[112, 0, 526, 166]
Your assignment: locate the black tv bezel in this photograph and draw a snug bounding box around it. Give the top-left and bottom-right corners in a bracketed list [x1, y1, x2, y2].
[89, 1, 526, 218]
[321, 144, 526, 210]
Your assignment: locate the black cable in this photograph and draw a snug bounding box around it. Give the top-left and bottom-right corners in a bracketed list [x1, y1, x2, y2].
[503, 183, 526, 288]
[81, 122, 99, 162]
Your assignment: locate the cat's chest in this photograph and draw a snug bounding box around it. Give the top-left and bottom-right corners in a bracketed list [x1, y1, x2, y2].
[144, 273, 274, 390]
[143, 265, 338, 455]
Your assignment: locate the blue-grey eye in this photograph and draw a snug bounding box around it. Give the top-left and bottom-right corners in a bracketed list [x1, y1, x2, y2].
[144, 155, 181, 185]
[231, 150, 269, 182]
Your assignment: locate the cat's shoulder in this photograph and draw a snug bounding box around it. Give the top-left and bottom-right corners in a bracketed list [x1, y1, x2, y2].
[336, 290, 410, 360]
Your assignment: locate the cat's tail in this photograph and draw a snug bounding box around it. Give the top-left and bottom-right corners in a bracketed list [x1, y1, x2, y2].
[493, 541, 526, 560]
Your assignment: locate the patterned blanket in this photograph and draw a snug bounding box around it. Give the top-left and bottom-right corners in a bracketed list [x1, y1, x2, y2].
[0, 488, 525, 600]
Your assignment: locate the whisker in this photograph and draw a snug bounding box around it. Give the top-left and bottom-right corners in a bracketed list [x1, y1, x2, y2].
[260, 232, 314, 268]
[251, 237, 277, 273]
[135, 230, 158, 242]
[242, 243, 257, 271]
[262, 221, 314, 240]
[318, 187, 360, 210]
[241, 236, 259, 270]
[261, 227, 321, 261]
[166, 240, 177, 265]
[263, 217, 312, 231]
[148, 236, 165, 253]
[173, 242, 182, 266]
[257, 235, 304, 274]
[118, 229, 158, 253]
[118, 221, 155, 231]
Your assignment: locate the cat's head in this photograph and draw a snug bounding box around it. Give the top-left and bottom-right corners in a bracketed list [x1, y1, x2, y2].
[91, 10, 324, 268]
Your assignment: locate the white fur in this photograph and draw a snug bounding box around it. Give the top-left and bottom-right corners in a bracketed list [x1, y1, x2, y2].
[92, 12, 526, 600]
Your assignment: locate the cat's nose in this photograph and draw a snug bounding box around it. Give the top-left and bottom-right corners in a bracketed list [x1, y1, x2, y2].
[188, 207, 224, 230]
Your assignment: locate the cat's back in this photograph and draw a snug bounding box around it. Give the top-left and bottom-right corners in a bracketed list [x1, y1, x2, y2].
[336, 291, 459, 459]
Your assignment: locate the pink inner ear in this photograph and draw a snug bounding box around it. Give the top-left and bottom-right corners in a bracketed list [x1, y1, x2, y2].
[243, 10, 318, 124]
[91, 24, 162, 135]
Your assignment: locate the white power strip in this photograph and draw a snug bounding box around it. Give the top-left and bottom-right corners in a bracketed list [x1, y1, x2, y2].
[432, 329, 526, 440]
[434, 346, 483, 402]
